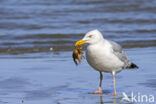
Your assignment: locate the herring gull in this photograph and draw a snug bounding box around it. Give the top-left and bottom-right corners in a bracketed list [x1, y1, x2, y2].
[75, 29, 138, 96]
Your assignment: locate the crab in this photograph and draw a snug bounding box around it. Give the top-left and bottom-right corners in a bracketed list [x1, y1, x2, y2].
[72, 46, 85, 65]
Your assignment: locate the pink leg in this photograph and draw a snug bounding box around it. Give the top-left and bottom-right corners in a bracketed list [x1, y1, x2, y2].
[112, 71, 117, 96]
[90, 87, 103, 94]
[89, 72, 103, 94]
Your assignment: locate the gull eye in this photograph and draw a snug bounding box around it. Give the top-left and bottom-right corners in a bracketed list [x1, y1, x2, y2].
[88, 35, 92, 38]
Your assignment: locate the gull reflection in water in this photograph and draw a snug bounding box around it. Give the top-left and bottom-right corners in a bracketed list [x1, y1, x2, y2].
[98, 94, 117, 104]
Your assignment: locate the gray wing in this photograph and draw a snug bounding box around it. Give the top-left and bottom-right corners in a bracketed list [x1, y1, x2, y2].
[108, 40, 131, 68]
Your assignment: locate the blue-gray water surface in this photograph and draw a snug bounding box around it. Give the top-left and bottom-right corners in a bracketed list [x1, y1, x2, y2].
[0, 0, 156, 53]
[0, 0, 156, 104]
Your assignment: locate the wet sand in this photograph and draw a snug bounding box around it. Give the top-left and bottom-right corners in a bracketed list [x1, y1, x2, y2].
[0, 47, 155, 104]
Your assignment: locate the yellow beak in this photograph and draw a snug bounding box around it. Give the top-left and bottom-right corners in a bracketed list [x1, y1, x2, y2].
[75, 40, 87, 46]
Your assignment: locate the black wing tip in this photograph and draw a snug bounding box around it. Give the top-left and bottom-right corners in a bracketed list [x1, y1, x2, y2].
[130, 63, 139, 69]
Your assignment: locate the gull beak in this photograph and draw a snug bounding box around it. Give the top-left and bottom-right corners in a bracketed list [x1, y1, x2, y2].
[75, 40, 87, 46]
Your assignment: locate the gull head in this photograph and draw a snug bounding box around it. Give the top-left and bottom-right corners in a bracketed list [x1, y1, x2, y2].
[75, 29, 104, 46]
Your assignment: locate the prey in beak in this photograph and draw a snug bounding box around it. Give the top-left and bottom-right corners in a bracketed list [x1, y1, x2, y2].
[72, 40, 86, 65]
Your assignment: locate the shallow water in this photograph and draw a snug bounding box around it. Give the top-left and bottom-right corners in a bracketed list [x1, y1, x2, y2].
[0, 0, 156, 104]
[0, 47, 155, 104]
[0, 0, 156, 53]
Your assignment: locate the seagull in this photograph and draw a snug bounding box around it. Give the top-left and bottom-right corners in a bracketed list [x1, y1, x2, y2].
[75, 29, 138, 96]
